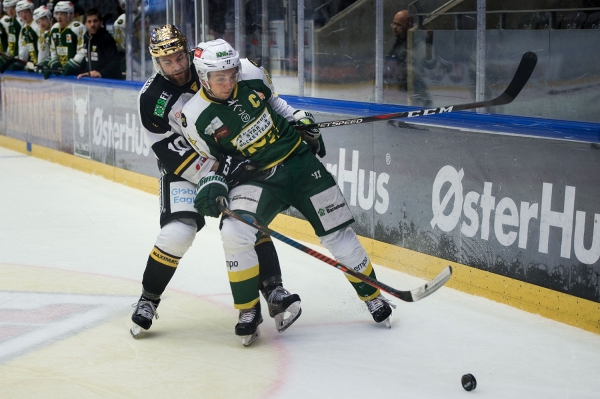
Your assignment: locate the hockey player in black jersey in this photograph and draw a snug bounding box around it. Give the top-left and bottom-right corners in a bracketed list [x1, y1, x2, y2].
[132, 25, 301, 343]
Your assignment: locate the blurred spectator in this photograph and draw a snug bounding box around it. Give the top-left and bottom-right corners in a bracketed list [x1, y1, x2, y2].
[77, 8, 122, 80]
[1, 0, 21, 57]
[32, 5, 53, 66]
[37, 0, 86, 78]
[385, 9, 431, 106]
[44, 0, 54, 13]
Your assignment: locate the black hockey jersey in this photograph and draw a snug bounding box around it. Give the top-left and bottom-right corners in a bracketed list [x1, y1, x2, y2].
[138, 67, 213, 184]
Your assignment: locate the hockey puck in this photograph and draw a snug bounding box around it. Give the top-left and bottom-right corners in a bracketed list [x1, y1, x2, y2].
[461, 374, 477, 391]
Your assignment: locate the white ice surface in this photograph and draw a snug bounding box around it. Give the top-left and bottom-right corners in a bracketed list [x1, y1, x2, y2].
[0, 146, 599, 398]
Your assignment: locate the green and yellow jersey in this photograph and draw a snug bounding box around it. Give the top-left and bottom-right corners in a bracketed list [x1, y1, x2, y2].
[181, 59, 301, 175]
[48, 19, 85, 67]
[17, 21, 42, 63]
[1, 15, 21, 57]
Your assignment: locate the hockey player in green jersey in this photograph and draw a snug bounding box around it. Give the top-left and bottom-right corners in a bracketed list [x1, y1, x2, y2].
[7, 0, 38, 71]
[31, 5, 52, 66]
[180, 39, 395, 346]
[131, 25, 299, 342]
[0, 2, 7, 54]
[38, 0, 85, 78]
[0, 0, 22, 70]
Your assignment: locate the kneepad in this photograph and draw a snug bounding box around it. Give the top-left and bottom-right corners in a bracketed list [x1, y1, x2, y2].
[154, 219, 197, 257]
[221, 216, 258, 255]
[320, 226, 368, 267]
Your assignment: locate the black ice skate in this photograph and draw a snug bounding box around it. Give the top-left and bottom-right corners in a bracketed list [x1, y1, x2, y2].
[130, 296, 160, 338]
[365, 293, 396, 328]
[235, 301, 263, 346]
[264, 286, 301, 333]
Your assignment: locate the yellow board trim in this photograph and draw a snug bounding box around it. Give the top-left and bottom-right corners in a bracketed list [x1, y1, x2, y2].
[270, 214, 600, 335]
[0, 135, 159, 195]
[2, 135, 599, 335]
[227, 264, 259, 283]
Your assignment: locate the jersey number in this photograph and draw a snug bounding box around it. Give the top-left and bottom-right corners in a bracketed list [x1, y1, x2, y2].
[168, 136, 192, 156]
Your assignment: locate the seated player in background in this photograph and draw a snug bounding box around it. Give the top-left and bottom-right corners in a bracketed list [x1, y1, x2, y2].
[37, 0, 86, 78]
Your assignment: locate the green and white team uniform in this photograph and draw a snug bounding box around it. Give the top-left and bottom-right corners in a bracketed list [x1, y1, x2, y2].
[181, 59, 381, 311]
[47, 19, 85, 69]
[36, 27, 51, 64]
[17, 20, 42, 64]
[1, 14, 21, 57]
[112, 12, 125, 52]
[0, 16, 7, 53]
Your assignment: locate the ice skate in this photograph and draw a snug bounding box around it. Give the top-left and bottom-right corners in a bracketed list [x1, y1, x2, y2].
[235, 301, 263, 346]
[365, 293, 396, 328]
[264, 286, 301, 333]
[130, 297, 160, 338]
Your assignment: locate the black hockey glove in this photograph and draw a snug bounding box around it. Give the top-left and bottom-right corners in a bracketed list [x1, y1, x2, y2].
[215, 153, 258, 188]
[293, 110, 326, 158]
[194, 173, 228, 218]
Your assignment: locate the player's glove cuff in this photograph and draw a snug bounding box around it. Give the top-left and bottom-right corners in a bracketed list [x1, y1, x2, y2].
[194, 172, 229, 218]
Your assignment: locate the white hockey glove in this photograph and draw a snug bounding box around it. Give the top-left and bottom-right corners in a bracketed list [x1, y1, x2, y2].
[293, 110, 326, 158]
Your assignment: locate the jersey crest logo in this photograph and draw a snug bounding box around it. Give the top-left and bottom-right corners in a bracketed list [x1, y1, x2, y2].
[214, 124, 231, 142]
[205, 117, 232, 142]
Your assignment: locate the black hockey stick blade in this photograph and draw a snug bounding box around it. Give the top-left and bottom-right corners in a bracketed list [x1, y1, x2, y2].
[295, 51, 537, 130]
[216, 197, 452, 302]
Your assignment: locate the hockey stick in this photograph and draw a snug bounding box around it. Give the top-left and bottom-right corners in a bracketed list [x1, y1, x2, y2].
[295, 51, 537, 130]
[216, 197, 452, 302]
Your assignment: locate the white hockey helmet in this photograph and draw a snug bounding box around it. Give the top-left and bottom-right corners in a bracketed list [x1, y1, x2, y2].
[3, 0, 19, 8]
[16, 0, 34, 14]
[193, 39, 240, 89]
[33, 5, 52, 22]
[118, 0, 126, 10]
[53, 1, 73, 17]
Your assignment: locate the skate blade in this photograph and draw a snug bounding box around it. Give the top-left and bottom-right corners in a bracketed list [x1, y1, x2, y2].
[130, 324, 143, 338]
[241, 327, 260, 347]
[274, 301, 302, 333]
[384, 317, 392, 328]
